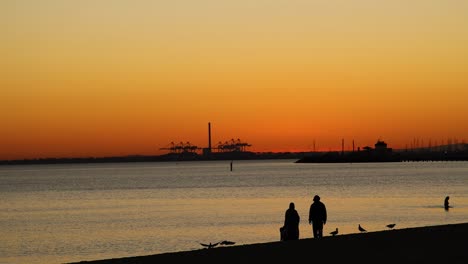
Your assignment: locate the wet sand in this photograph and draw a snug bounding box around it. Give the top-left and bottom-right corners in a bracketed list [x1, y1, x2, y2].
[72, 222, 468, 264]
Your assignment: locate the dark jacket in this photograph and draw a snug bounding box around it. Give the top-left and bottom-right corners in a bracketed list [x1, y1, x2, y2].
[309, 201, 327, 224]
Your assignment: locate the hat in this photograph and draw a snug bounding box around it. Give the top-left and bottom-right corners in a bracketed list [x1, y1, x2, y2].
[313, 195, 320, 201]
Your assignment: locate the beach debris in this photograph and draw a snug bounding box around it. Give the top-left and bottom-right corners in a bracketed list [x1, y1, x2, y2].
[386, 224, 396, 229]
[219, 240, 236, 246]
[200, 242, 219, 249]
[358, 224, 367, 232]
[330, 228, 338, 236]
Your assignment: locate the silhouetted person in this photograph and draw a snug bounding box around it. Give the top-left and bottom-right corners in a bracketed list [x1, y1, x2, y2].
[309, 195, 327, 238]
[282, 202, 300, 240]
[444, 196, 450, 210]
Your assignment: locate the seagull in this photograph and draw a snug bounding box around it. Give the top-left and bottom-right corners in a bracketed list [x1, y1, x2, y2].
[358, 224, 367, 232]
[200, 242, 219, 249]
[330, 228, 338, 236]
[219, 240, 236, 246]
[386, 224, 396, 229]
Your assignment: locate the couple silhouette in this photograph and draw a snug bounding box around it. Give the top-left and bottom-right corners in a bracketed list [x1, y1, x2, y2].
[281, 195, 327, 241]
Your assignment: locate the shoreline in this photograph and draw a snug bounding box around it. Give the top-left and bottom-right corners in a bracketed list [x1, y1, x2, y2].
[72, 222, 468, 264]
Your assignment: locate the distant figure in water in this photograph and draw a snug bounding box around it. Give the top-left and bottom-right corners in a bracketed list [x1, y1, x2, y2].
[444, 196, 450, 210]
[282, 202, 300, 241]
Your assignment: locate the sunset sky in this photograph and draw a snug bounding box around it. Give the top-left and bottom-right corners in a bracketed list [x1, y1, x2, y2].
[2, 0, 468, 160]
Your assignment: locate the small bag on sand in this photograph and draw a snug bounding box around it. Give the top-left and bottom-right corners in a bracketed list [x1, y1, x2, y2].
[280, 226, 288, 241]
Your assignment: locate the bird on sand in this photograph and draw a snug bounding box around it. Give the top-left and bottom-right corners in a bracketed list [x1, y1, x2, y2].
[358, 224, 367, 232]
[200, 242, 219, 249]
[330, 228, 339, 236]
[386, 224, 396, 229]
[219, 240, 236, 246]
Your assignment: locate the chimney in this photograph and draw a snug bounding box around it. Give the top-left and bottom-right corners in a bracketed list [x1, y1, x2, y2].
[208, 122, 212, 152]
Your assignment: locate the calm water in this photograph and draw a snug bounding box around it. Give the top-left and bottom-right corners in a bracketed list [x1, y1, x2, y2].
[1, 160, 467, 264]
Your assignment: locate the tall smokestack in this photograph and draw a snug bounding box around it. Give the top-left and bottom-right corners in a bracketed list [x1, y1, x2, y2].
[208, 122, 212, 151]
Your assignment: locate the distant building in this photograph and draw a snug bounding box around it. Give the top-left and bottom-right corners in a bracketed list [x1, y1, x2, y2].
[375, 140, 392, 153]
[362, 140, 392, 153]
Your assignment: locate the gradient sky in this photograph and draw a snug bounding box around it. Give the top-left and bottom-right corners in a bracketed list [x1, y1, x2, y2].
[2, 0, 468, 160]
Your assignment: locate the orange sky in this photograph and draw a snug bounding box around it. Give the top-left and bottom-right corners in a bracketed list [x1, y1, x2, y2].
[1, 1, 468, 160]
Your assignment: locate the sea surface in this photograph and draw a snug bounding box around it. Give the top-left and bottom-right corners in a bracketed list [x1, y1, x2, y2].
[1, 159, 467, 264]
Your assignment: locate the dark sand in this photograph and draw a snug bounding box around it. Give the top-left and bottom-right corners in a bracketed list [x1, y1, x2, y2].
[72, 222, 468, 264]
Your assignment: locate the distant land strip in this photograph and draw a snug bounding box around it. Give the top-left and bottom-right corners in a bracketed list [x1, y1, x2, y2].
[0, 151, 304, 165]
[1, 146, 468, 166]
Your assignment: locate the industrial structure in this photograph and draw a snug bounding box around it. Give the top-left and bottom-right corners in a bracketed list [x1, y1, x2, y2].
[160, 122, 252, 156]
[159, 141, 200, 154]
[216, 138, 251, 152]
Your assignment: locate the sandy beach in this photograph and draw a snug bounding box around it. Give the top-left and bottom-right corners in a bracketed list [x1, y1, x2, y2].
[72, 222, 468, 264]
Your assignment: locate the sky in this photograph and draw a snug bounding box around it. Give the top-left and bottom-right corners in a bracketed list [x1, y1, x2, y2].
[1, 0, 468, 160]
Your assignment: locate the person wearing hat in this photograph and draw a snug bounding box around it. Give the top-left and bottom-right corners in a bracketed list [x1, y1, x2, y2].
[308, 195, 327, 238]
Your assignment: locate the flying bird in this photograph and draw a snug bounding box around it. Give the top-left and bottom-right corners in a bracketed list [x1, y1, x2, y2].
[219, 240, 236, 246]
[358, 224, 367, 232]
[330, 228, 338, 236]
[386, 224, 396, 229]
[200, 242, 219, 249]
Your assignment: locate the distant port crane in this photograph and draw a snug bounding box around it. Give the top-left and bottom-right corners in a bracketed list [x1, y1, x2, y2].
[161, 138, 251, 154]
[216, 138, 251, 152]
[160, 141, 200, 154]
[160, 123, 251, 155]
